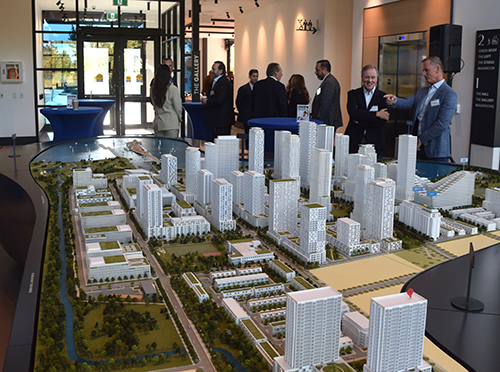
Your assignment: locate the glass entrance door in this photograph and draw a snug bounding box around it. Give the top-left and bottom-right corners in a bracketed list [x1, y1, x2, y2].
[80, 34, 158, 135]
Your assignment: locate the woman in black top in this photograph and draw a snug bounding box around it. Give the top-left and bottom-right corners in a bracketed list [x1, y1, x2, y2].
[286, 74, 310, 118]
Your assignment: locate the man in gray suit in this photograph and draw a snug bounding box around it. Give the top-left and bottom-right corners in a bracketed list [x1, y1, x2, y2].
[384, 56, 457, 162]
[311, 59, 342, 128]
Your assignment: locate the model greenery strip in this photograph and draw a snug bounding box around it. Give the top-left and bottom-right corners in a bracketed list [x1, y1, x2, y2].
[154, 278, 199, 363]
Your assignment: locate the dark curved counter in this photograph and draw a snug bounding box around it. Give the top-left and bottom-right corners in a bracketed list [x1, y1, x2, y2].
[403, 243, 500, 372]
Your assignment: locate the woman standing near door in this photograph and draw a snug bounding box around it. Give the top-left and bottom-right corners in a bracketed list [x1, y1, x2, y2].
[150, 64, 182, 138]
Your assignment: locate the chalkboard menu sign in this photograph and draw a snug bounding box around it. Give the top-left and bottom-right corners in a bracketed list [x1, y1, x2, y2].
[470, 29, 500, 147]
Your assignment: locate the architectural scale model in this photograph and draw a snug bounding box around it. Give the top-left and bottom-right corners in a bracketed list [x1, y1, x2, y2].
[249, 127, 265, 175]
[299, 121, 317, 188]
[274, 130, 291, 180]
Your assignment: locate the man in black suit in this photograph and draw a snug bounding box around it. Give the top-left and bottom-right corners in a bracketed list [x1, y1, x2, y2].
[201, 61, 234, 140]
[311, 59, 342, 128]
[252, 63, 287, 118]
[236, 69, 259, 136]
[345, 65, 390, 157]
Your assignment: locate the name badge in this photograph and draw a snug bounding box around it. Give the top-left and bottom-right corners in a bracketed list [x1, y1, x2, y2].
[316, 87, 321, 96]
[430, 99, 440, 107]
[210, 90, 215, 96]
[369, 105, 378, 112]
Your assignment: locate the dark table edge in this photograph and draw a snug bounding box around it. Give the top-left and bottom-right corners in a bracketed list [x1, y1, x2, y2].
[401, 249, 493, 372]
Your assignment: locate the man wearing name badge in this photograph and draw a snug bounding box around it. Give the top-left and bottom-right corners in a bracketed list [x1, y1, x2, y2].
[345, 64, 390, 157]
[311, 59, 342, 128]
[384, 56, 457, 162]
[201, 61, 234, 141]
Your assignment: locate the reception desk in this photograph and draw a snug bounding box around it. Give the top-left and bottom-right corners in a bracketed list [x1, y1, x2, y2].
[78, 99, 116, 136]
[41, 107, 103, 142]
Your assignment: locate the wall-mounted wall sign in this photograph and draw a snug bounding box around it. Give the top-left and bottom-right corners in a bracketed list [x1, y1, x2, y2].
[113, 0, 127, 6]
[296, 19, 317, 34]
[470, 29, 500, 148]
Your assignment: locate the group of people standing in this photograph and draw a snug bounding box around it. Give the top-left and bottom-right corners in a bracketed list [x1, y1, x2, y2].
[150, 54, 456, 162]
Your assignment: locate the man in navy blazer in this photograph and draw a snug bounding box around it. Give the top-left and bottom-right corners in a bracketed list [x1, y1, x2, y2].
[201, 61, 234, 140]
[311, 59, 343, 128]
[252, 63, 287, 118]
[385, 56, 457, 162]
[345, 65, 390, 156]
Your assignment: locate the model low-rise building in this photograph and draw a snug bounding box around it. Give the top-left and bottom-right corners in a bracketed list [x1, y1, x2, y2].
[258, 308, 286, 322]
[88, 253, 150, 282]
[86, 241, 141, 259]
[399, 201, 442, 241]
[215, 273, 269, 290]
[443, 218, 478, 235]
[269, 260, 296, 281]
[270, 321, 286, 336]
[78, 201, 121, 213]
[247, 294, 287, 310]
[342, 311, 369, 349]
[221, 287, 254, 300]
[80, 209, 127, 228]
[172, 200, 196, 217]
[253, 283, 285, 297]
[241, 318, 267, 345]
[225, 240, 274, 265]
[290, 276, 315, 291]
[237, 267, 263, 275]
[84, 225, 133, 244]
[210, 270, 237, 280]
[222, 298, 250, 325]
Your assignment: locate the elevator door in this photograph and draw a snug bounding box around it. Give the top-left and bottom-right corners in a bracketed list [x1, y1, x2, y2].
[379, 32, 427, 157]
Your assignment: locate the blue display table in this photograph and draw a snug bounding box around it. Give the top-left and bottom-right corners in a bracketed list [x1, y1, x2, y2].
[248, 117, 324, 158]
[182, 102, 212, 142]
[78, 99, 116, 136]
[41, 107, 103, 142]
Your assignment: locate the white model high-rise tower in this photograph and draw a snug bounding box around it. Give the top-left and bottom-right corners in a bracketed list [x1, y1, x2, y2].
[351, 165, 375, 229]
[358, 144, 377, 167]
[396, 134, 417, 202]
[243, 171, 266, 216]
[73, 168, 92, 186]
[204, 142, 218, 178]
[316, 124, 335, 154]
[274, 287, 342, 372]
[160, 154, 177, 186]
[269, 179, 298, 233]
[299, 203, 327, 264]
[135, 175, 153, 220]
[364, 292, 428, 372]
[374, 162, 387, 179]
[282, 134, 300, 184]
[365, 179, 396, 241]
[229, 170, 244, 206]
[215, 136, 239, 181]
[186, 147, 201, 197]
[142, 183, 162, 228]
[334, 134, 349, 179]
[197, 169, 214, 205]
[309, 148, 332, 210]
[299, 121, 317, 188]
[212, 178, 235, 232]
[274, 130, 291, 179]
[249, 127, 264, 175]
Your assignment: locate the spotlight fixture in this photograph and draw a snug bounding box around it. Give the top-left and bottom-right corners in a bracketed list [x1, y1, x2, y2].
[214, 0, 217, 3]
[212, 21, 215, 25]
[84, 0, 87, 10]
[189, 9, 192, 17]
[147, 2, 150, 12]
[139, 9, 143, 15]
[239, 6, 243, 13]
[226, 11, 230, 18]
[59, 4, 64, 11]
[254, 0, 260, 7]
[56, 0, 61, 5]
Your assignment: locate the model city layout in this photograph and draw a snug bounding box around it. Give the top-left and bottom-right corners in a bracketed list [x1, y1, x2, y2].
[30, 125, 500, 372]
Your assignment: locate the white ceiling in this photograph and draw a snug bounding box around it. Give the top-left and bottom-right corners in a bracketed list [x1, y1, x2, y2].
[36, 0, 279, 23]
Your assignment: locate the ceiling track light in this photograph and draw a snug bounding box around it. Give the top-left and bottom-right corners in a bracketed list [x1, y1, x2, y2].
[188, 9, 192, 17]
[214, 0, 217, 3]
[239, 6, 243, 13]
[84, 0, 87, 10]
[226, 11, 230, 18]
[254, 0, 260, 7]
[56, 0, 61, 5]
[147, 2, 150, 12]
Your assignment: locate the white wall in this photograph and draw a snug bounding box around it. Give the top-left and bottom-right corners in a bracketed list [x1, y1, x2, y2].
[205, 37, 227, 75]
[234, 0, 326, 118]
[0, 0, 36, 140]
